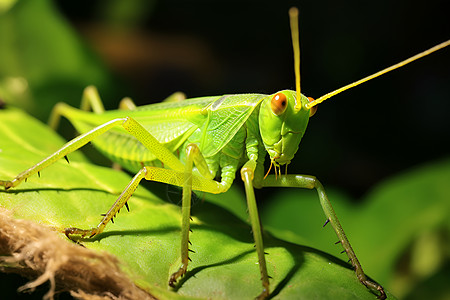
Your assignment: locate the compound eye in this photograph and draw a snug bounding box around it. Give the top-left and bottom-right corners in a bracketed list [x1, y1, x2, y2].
[307, 97, 318, 117]
[271, 92, 288, 116]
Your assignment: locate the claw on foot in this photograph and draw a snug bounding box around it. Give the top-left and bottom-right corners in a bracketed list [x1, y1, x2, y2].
[169, 265, 187, 288]
[255, 288, 269, 300]
[362, 279, 386, 300]
[376, 287, 386, 300]
[64, 227, 98, 241]
[0, 180, 13, 190]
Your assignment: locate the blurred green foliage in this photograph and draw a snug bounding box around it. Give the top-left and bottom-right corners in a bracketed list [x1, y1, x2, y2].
[0, 0, 120, 121]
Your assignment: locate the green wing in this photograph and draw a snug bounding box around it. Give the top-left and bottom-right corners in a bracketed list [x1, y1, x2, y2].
[62, 97, 216, 171]
[65, 96, 215, 147]
[193, 94, 267, 157]
[60, 94, 266, 169]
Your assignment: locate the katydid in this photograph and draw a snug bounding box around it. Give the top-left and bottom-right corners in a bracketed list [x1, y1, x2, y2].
[1, 7, 449, 300]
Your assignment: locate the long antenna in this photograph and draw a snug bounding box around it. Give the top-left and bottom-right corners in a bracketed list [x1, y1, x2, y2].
[289, 7, 302, 111]
[306, 39, 450, 109]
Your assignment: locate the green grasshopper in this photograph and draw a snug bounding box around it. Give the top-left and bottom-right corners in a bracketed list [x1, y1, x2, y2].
[1, 7, 449, 299]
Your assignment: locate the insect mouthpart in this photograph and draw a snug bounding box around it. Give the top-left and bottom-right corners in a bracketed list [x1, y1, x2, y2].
[267, 146, 291, 166]
[273, 154, 291, 166]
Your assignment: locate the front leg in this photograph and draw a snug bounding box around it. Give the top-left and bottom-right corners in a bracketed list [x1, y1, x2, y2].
[263, 174, 386, 300]
[241, 160, 270, 299]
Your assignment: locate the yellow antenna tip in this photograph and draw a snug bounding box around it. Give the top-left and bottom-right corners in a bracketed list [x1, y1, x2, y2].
[289, 7, 299, 17]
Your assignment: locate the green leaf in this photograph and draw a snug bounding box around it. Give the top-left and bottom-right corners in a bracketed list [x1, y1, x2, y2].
[0, 107, 395, 299]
